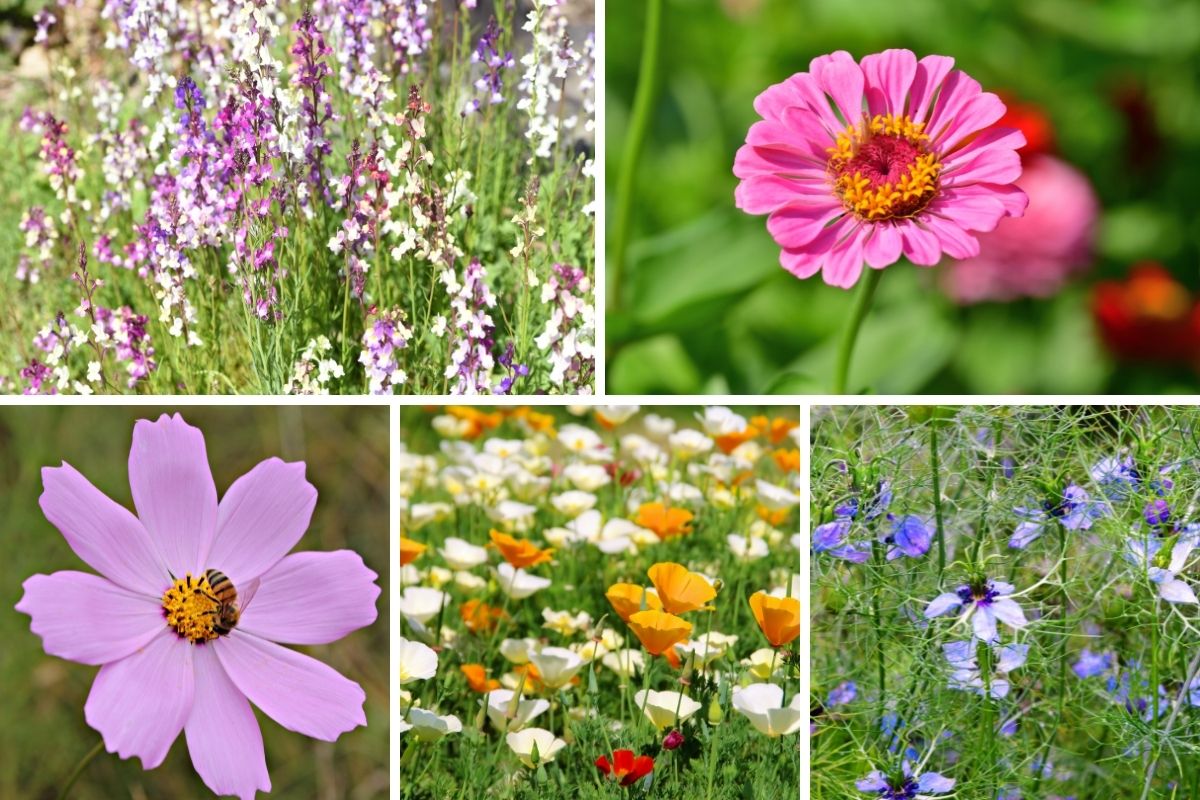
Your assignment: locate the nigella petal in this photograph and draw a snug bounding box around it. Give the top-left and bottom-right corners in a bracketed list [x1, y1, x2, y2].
[917, 771, 956, 793]
[972, 605, 999, 642]
[990, 598, 1027, 628]
[1159, 578, 1199, 605]
[185, 646, 270, 800]
[924, 592, 963, 618]
[1008, 520, 1045, 549]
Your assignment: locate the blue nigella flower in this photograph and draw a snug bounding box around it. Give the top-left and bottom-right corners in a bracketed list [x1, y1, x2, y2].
[943, 639, 1029, 699]
[813, 519, 870, 563]
[856, 761, 955, 798]
[885, 515, 932, 561]
[1009, 484, 1105, 549]
[1071, 649, 1114, 679]
[827, 681, 857, 708]
[925, 579, 1027, 642]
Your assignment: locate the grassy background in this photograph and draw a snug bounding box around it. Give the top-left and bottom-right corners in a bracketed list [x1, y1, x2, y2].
[606, 0, 1200, 394]
[0, 406, 390, 798]
[399, 405, 800, 799]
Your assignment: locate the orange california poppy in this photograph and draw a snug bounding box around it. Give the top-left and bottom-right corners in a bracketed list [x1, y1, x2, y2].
[773, 448, 801, 473]
[627, 609, 692, 656]
[635, 502, 694, 540]
[489, 529, 554, 568]
[749, 591, 801, 647]
[606, 583, 663, 622]
[766, 417, 799, 445]
[460, 598, 507, 633]
[446, 405, 503, 438]
[647, 562, 716, 615]
[510, 406, 557, 435]
[460, 663, 501, 693]
[714, 426, 759, 455]
[400, 536, 426, 566]
[662, 645, 683, 670]
[757, 506, 792, 526]
[513, 662, 545, 693]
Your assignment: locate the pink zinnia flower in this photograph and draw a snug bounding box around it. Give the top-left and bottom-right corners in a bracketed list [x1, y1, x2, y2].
[734, 49, 1029, 288]
[16, 414, 379, 799]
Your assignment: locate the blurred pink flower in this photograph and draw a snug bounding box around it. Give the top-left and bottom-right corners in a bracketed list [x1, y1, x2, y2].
[942, 153, 1098, 303]
[16, 414, 379, 800]
[734, 49, 1028, 288]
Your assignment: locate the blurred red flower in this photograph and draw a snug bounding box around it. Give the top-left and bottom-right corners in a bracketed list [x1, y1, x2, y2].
[1092, 263, 1200, 365]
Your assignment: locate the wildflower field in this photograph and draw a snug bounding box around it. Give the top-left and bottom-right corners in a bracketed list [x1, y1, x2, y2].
[0, 406, 389, 798]
[812, 405, 1200, 799]
[399, 405, 801, 799]
[0, 0, 594, 395]
[607, 0, 1200, 395]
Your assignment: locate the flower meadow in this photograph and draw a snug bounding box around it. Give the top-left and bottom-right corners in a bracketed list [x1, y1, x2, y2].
[1, 1, 594, 395]
[812, 405, 1200, 799]
[399, 405, 801, 798]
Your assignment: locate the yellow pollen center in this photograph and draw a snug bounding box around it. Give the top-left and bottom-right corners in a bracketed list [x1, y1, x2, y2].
[162, 573, 221, 644]
[827, 114, 942, 221]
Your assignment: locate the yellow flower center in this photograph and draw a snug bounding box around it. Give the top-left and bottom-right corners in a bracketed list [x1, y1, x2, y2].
[827, 114, 942, 221]
[162, 572, 223, 644]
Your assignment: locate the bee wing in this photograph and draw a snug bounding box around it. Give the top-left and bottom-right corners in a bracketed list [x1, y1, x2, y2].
[238, 576, 263, 614]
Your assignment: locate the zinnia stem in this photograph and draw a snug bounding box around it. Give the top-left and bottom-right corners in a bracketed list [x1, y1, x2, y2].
[608, 0, 662, 313]
[57, 740, 104, 800]
[832, 268, 883, 394]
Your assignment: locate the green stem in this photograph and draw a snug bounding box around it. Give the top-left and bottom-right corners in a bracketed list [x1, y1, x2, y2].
[930, 419, 946, 580]
[608, 0, 662, 313]
[57, 740, 104, 800]
[832, 268, 883, 394]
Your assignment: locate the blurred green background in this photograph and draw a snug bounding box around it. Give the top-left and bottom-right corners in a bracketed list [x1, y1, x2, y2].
[606, 0, 1200, 394]
[0, 406, 389, 799]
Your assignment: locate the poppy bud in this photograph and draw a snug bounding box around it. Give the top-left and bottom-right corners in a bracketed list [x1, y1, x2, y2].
[663, 729, 684, 750]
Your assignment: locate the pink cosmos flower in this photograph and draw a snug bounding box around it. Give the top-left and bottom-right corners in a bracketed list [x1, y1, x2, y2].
[16, 414, 379, 800]
[734, 49, 1029, 288]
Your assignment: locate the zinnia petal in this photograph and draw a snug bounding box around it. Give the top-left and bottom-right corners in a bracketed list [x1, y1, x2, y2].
[39, 462, 167, 595]
[84, 632, 194, 769]
[237, 550, 379, 645]
[16, 571, 163, 665]
[185, 646, 270, 800]
[128, 414, 218, 578]
[216, 632, 367, 741]
[208, 458, 318, 586]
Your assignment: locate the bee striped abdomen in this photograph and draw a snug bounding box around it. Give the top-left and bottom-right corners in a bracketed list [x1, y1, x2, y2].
[204, 569, 240, 635]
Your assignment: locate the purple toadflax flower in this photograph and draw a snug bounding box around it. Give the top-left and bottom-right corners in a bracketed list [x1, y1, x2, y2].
[925, 578, 1027, 642]
[857, 760, 955, 798]
[15, 414, 379, 799]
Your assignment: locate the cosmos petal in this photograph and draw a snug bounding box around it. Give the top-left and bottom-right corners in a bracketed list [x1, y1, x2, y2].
[16, 571, 164, 666]
[185, 646, 270, 800]
[217, 631, 367, 741]
[39, 462, 167, 596]
[85, 632, 194, 769]
[238, 550, 379, 645]
[208, 458, 318, 587]
[128, 414, 219, 579]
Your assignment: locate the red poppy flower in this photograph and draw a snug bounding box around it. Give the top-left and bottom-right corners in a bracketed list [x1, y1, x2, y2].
[595, 749, 654, 786]
[1092, 263, 1200, 366]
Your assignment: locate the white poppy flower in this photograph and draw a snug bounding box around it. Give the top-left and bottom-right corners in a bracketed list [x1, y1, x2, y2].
[595, 405, 640, 426]
[542, 608, 593, 636]
[529, 646, 585, 689]
[398, 636, 439, 684]
[500, 637, 541, 664]
[398, 586, 449, 624]
[602, 648, 645, 679]
[506, 727, 567, 768]
[669, 429, 714, 458]
[481, 689, 549, 732]
[496, 562, 552, 599]
[562, 462, 612, 491]
[551, 490, 598, 517]
[439, 536, 489, 569]
[697, 406, 748, 436]
[727, 533, 770, 561]
[731, 683, 804, 737]
[742, 648, 785, 680]
[756, 479, 801, 512]
[634, 689, 702, 729]
[407, 707, 463, 741]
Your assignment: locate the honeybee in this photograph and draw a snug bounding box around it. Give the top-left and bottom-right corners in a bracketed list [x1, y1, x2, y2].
[204, 569, 242, 636]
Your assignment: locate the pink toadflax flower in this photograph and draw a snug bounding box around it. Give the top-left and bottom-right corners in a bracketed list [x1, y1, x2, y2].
[15, 414, 379, 800]
[734, 49, 1029, 288]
